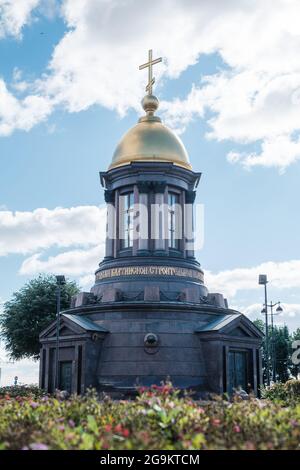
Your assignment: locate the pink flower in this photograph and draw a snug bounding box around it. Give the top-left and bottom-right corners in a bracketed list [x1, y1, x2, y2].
[233, 425, 241, 433]
[212, 419, 221, 427]
[30, 402, 38, 409]
[68, 419, 75, 428]
[245, 441, 256, 450]
[29, 443, 49, 450]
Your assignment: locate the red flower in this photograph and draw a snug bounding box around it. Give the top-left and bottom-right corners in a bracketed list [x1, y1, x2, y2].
[114, 424, 122, 433]
[104, 424, 112, 432]
[122, 429, 130, 437]
[161, 385, 172, 394]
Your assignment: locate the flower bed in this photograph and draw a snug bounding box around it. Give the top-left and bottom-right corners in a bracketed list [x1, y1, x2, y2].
[0, 384, 299, 450]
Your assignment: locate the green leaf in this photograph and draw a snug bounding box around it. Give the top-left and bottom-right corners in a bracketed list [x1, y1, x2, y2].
[86, 415, 98, 434]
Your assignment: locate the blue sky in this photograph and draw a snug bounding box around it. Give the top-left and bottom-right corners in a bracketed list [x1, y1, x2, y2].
[1, 0, 300, 385]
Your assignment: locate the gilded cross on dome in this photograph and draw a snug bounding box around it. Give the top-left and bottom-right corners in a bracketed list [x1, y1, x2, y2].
[139, 49, 162, 95]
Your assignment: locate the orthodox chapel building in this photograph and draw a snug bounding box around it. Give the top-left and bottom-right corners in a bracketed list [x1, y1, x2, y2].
[40, 51, 263, 397]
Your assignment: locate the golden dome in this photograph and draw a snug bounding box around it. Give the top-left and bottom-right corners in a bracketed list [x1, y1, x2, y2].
[109, 95, 192, 170]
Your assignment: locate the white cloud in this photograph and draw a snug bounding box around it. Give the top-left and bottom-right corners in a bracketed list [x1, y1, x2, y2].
[19, 244, 104, 276]
[0, 0, 40, 39]
[0, 205, 106, 256]
[41, 0, 243, 115]
[232, 302, 300, 332]
[78, 273, 95, 290]
[206, 259, 300, 299]
[0, 79, 52, 136]
[0, 340, 39, 386]
[2, 0, 300, 170]
[227, 134, 300, 172]
[0, 205, 105, 289]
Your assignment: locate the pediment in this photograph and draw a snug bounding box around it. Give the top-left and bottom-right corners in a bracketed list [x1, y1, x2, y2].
[40, 313, 108, 340]
[228, 326, 251, 337]
[196, 313, 264, 339]
[40, 319, 84, 340]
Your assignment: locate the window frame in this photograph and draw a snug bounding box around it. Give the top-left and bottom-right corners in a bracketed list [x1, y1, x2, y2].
[168, 191, 181, 250]
[119, 190, 134, 250]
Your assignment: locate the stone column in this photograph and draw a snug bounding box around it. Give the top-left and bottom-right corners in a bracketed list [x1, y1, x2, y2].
[104, 190, 115, 259]
[132, 185, 139, 256]
[178, 189, 184, 254]
[224, 345, 229, 394]
[258, 348, 263, 397]
[185, 190, 196, 258]
[44, 347, 50, 392]
[252, 347, 258, 396]
[81, 343, 86, 392]
[136, 182, 150, 256]
[114, 189, 119, 257]
[151, 182, 167, 255]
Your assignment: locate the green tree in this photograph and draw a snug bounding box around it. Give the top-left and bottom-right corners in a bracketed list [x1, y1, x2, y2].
[290, 328, 300, 378]
[253, 319, 268, 383]
[273, 325, 290, 382]
[0, 275, 79, 360]
[253, 319, 291, 383]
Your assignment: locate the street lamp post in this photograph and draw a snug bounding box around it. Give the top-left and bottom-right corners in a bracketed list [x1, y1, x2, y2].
[258, 274, 283, 385]
[269, 301, 283, 383]
[259, 275, 270, 385]
[55, 275, 66, 391]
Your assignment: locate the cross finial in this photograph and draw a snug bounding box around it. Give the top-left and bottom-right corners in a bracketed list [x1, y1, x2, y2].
[139, 49, 162, 95]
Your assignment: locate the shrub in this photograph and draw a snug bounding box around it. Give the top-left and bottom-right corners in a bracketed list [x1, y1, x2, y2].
[261, 379, 300, 405]
[0, 385, 46, 399]
[0, 384, 300, 450]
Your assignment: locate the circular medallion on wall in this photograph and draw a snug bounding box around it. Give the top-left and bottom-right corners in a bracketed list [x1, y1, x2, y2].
[144, 332, 159, 354]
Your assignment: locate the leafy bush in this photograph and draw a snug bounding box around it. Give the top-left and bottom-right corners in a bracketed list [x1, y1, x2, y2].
[0, 384, 300, 450]
[261, 379, 300, 405]
[0, 385, 46, 399]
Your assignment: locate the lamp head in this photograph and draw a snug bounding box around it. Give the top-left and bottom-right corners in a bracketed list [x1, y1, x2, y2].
[276, 303, 283, 313]
[55, 275, 66, 286]
[258, 274, 268, 285]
